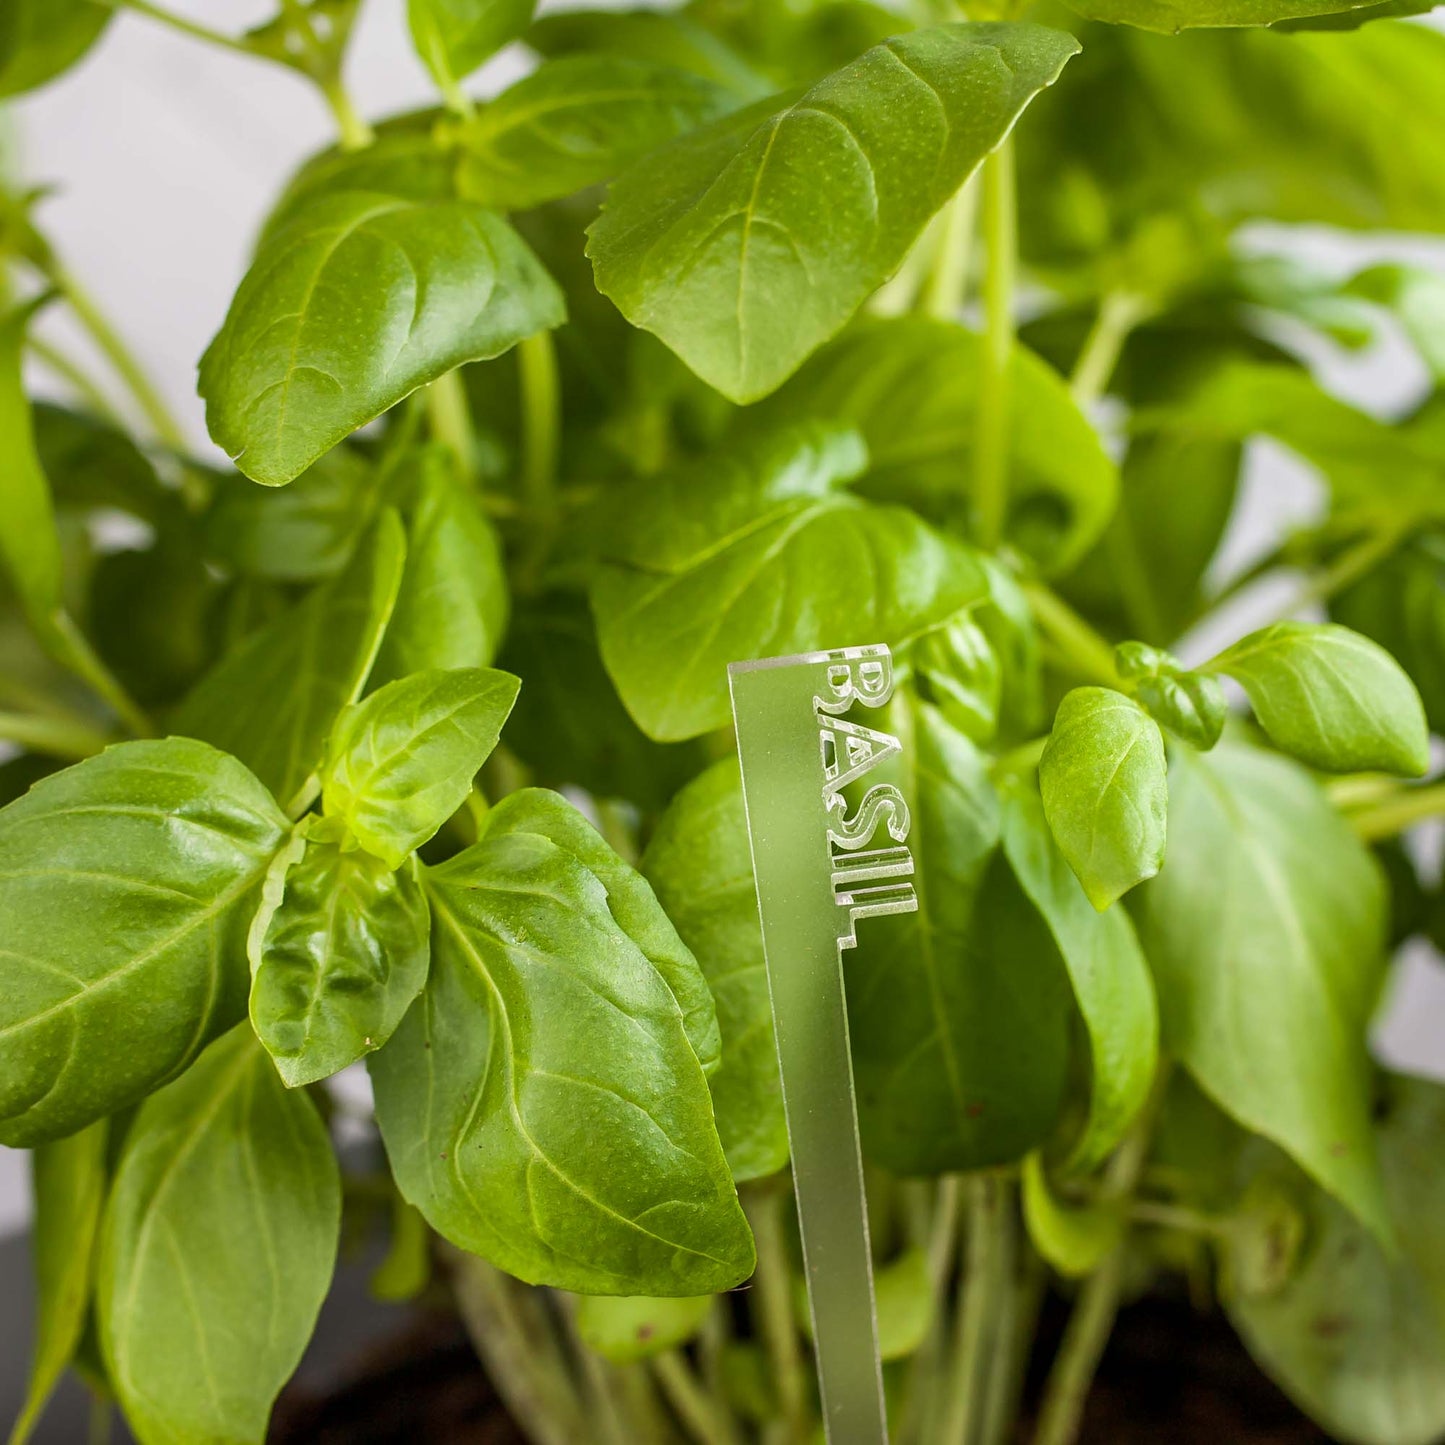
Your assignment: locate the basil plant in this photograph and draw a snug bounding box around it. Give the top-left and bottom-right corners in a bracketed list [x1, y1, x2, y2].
[4, 0, 1445, 1443]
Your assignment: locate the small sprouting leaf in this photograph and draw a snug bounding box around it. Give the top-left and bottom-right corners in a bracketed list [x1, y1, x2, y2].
[199, 192, 564, 486]
[1208, 621, 1430, 777]
[0, 739, 288, 1147]
[591, 424, 987, 741]
[371, 452, 510, 681]
[0, 0, 112, 99]
[370, 798, 753, 1296]
[408, 0, 536, 92]
[248, 821, 432, 1087]
[642, 757, 788, 1181]
[0, 299, 62, 631]
[483, 787, 721, 1077]
[98, 1027, 340, 1445]
[1002, 784, 1158, 1173]
[1137, 741, 1391, 1243]
[9, 1122, 108, 1445]
[323, 668, 520, 868]
[1116, 640, 1227, 751]
[1021, 1152, 1123, 1279]
[588, 23, 1080, 402]
[175, 512, 406, 815]
[1040, 687, 1169, 911]
[573, 1293, 713, 1363]
[456, 55, 735, 211]
[911, 612, 1002, 745]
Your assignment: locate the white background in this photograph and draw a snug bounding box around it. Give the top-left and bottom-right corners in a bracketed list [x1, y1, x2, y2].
[2, 0, 1444, 1233]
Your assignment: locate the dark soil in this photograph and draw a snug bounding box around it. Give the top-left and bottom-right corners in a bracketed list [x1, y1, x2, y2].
[269, 1293, 1334, 1444]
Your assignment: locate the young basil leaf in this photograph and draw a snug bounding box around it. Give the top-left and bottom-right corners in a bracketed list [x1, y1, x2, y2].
[1137, 741, 1390, 1243]
[0, 738, 288, 1147]
[323, 667, 520, 868]
[484, 787, 721, 1076]
[175, 512, 406, 815]
[1334, 533, 1445, 732]
[588, 22, 1080, 402]
[248, 821, 431, 1087]
[1208, 621, 1430, 777]
[1116, 641, 1227, 751]
[199, 192, 564, 486]
[1040, 687, 1169, 911]
[642, 757, 789, 1181]
[846, 694, 1072, 1174]
[98, 1026, 340, 1445]
[204, 444, 383, 582]
[370, 806, 754, 1296]
[9, 1121, 108, 1445]
[573, 1292, 714, 1363]
[455, 55, 735, 211]
[910, 612, 1002, 746]
[591, 423, 987, 740]
[0, 0, 111, 99]
[752, 317, 1120, 576]
[371, 453, 509, 682]
[0, 299, 63, 633]
[1001, 784, 1158, 1173]
[409, 0, 536, 92]
[1227, 1077, 1445, 1445]
[1021, 1152, 1124, 1279]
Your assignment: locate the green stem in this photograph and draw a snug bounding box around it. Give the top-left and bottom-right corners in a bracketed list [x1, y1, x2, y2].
[560, 1301, 631, 1445]
[26, 337, 121, 422]
[1129, 1200, 1227, 1236]
[1030, 1252, 1123, 1445]
[519, 329, 561, 519]
[106, 0, 259, 59]
[1280, 522, 1408, 618]
[1023, 583, 1119, 687]
[743, 1182, 811, 1445]
[991, 735, 1048, 780]
[923, 178, 979, 322]
[45, 612, 152, 737]
[426, 368, 478, 480]
[980, 1246, 1044, 1445]
[51, 270, 185, 449]
[319, 73, 375, 150]
[0, 709, 114, 760]
[972, 140, 1016, 552]
[1348, 781, 1445, 843]
[650, 1351, 741, 1445]
[940, 1175, 1006, 1445]
[1068, 292, 1150, 409]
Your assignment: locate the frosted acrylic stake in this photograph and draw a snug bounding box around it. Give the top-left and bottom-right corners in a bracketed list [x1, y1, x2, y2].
[728, 644, 917, 1445]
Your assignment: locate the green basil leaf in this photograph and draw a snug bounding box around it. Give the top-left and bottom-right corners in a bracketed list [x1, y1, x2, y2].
[455, 55, 735, 211]
[0, 299, 63, 631]
[754, 317, 1120, 576]
[98, 1026, 340, 1445]
[204, 444, 383, 582]
[1137, 741, 1390, 1242]
[0, 738, 288, 1147]
[0, 0, 111, 99]
[642, 757, 789, 1182]
[1347, 264, 1445, 384]
[573, 1292, 714, 1363]
[323, 668, 520, 868]
[873, 1249, 933, 1362]
[588, 22, 1080, 402]
[1334, 534, 1445, 733]
[1039, 687, 1169, 911]
[1001, 784, 1158, 1173]
[1209, 621, 1430, 777]
[9, 1121, 108, 1445]
[175, 512, 406, 815]
[248, 823, 431, 1086]
[1061, 0, 1396, 32]
[1228, 1077, 1445, 1445]
[199, 192, 564, 486]
[591, 423, 988, 741]
[370, 806, 754, 1296]
[1116, 641, 1227, 751]
[484, 787, 721, 1077]
[846, 695, 1072, 1174]
[409, 0, 535, 90]
[371, 454, 510, 681]
[1021, 1150, 1124, 1278]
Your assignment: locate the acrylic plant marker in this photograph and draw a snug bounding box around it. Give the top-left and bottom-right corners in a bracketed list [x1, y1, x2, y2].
[728, 644, 918, 1445]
